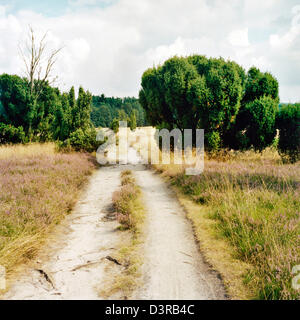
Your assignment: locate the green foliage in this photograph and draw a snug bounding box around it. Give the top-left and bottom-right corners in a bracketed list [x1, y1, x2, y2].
[91, 95, 146, 128]
[71, 87, 92, 131]
[68, 86, 76, 109]
[276, 103, 300, 163]
[205, 131, 221, 151]
[110, 118, 120, 133]
[66, 127, 99, 152]
[188, 56, 245, 134]
[0, 73, 98, 152]
[139, 55, 245, 150]
[0, 123, 26, 144]
[91, 104, 112, 128]
[129, 111, 137, 130]
[140, 56, 280, 152]
[242, 67, 279, 105]
[244, 96, 278, 151]
[224, 68, 279, 150]
[0, 74, 31, 131]
[117, 109, 128, 121]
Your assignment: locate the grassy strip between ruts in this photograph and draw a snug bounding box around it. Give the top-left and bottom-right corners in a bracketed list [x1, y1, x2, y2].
[151, 148, 300, 300]
[0, 143, 96, 292]
[101, 170, 145, 299]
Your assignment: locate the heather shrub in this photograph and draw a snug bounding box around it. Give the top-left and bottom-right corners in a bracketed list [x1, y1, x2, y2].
[121, 175, 135, 186]
[164, 153, 300, 299]
[0, 144, 95, 272]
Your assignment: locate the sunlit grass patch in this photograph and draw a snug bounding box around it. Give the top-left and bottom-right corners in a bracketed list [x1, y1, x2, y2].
[0, 143, 57, 160]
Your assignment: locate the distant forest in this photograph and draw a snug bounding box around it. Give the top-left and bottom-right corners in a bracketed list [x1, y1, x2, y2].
[91, 94, 147, 128]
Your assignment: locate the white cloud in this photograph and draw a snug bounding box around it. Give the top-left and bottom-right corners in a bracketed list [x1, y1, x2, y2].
[66, 38, 90, 63]
[228, 28, 250, 47]
[0, 0, 299, 102]
[270, 5, 300, 48]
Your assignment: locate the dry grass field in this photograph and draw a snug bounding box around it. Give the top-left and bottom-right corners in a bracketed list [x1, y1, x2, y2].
[0, 143, 96, 280]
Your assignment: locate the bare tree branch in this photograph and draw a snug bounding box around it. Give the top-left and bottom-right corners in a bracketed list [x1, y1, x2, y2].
[19, 25, 63, 98]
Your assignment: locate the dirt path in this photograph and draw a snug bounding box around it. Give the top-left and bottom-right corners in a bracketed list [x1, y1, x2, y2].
[4, 166, 121, 300]
[4, 145, 226, 300]
[133, 169, 226, 300]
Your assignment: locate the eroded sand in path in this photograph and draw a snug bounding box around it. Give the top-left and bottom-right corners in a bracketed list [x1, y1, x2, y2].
[133, 169, 226, 300]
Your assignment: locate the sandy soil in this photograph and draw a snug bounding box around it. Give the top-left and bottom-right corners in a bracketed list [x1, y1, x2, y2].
[133, 169, 226, 300]
[4, 142, 226, 300]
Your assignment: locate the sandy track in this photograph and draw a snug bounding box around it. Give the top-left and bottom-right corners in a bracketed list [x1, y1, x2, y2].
[4, 166, 121, 300]
[133, 169, 226, 300]
[4, 145, 226, 300]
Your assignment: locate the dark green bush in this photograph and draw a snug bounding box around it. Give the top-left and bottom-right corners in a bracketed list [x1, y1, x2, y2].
[61, 127, 100, 152]
[243, 96, 278, 151]
[276, 103, 300, 163]
[205, 131, 221, 151]
[139, 55, 244, 137]
[110, 118, 119, 133]
[0, 123, 26, 144]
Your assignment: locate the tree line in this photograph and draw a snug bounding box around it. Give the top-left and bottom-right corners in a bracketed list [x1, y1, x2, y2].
[0, 73, 98, 151]
[91, 94, 147, 131]
[139, 55, 299, 162]
[0, 73, 150, 151]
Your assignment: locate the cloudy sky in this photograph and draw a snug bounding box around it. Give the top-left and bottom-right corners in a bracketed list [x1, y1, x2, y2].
[0, 0, 300, 102]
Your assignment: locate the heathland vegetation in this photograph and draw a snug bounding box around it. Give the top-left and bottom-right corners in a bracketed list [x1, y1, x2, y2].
[139, 55, 300, 299]
[0, 143, 96, 279]
[1, 42, 299, 300]
[152, 149, 299, 299]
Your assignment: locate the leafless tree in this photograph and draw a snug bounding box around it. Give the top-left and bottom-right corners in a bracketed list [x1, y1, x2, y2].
[19, 26, 62, 98]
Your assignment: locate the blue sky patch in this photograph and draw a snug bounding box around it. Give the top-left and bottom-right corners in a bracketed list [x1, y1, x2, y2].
[0, 0, 118, 16]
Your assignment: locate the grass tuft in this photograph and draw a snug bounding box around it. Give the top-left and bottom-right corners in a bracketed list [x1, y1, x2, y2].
[102, 170, 145, 298]
[112, 171, 144, 232]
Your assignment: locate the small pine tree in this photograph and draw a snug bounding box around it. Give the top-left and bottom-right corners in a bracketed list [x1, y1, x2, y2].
[129, 111, 137, 130]
[110, 118, 119, 133]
